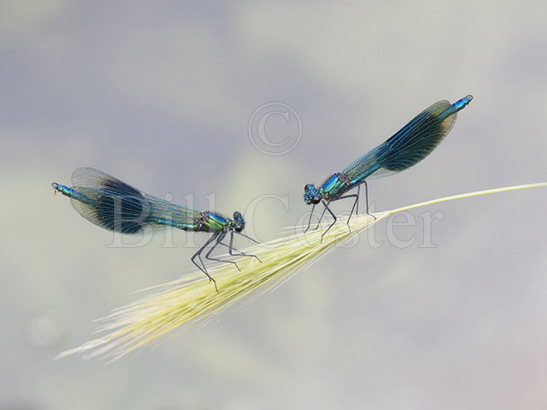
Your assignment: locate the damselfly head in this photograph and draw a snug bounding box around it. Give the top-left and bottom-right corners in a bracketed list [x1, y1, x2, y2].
[303, 184, 321, 205]
[232, 211, 244, 232]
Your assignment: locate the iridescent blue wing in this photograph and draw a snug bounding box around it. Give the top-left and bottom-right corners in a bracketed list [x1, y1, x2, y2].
[342, 97, 468, 185]
[69, 167, 203, 235]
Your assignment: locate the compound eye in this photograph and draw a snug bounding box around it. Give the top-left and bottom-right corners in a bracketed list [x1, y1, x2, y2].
[232, 212, 244, 232]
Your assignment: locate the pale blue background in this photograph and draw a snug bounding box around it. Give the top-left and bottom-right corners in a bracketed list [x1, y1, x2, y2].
[2, 2, 547, 409]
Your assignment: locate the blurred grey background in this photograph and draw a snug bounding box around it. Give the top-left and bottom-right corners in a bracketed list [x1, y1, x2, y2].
[2, 1, 547, 409]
